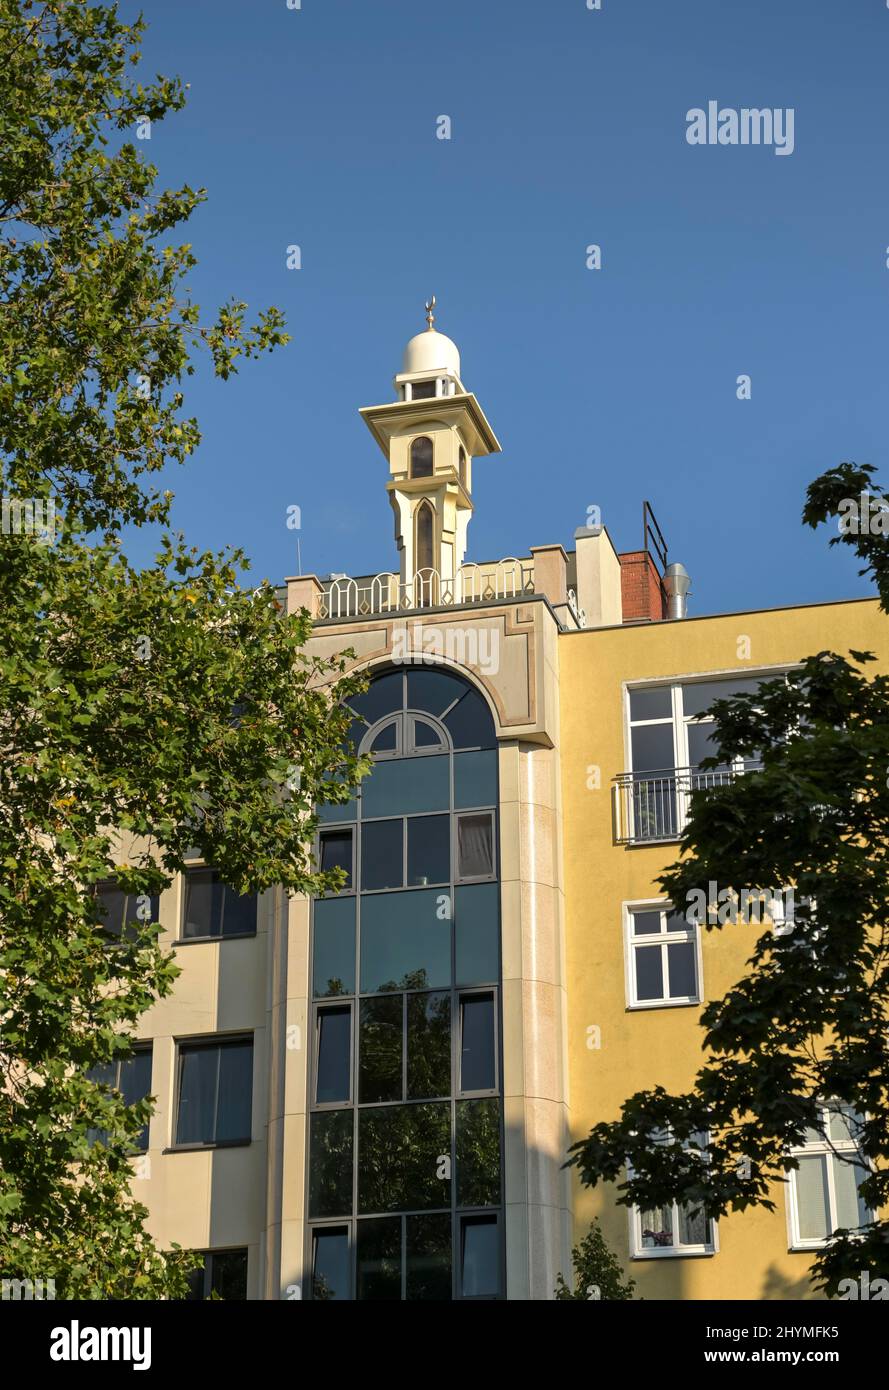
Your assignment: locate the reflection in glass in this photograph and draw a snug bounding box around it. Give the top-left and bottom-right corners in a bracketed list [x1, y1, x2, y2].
[362, 755, 449, 818]
[359, 890, 449, 994]
[358, 1103, 451, 1213]
[361, 819, 403, 890]
[407, 1213, 452, 1300]
[459, 994, 496, 1092]
[629, 686, 672, 721]
[456, 1098, 501, 1207]
[461, 1216, 499, 1298]
[319, 829, 352, 887]
[176, 1039, 252, 1146]
[360, 995, 403, 1103]
[312, 1227, 350, 1300]
[454, 750, 497, 809]
[406, 669, 467, 716]
[309, 1109, 353, 1219]
[444, 689, 495, 750]
[316, 1007, 351, 1104]
[183, 868, 255, 939]
[357, 1217, 401, 1300]
[407, 992, 451, 1099]
[347, 672, 402, 727]
[455, 883, 499, 986]
[312, 896, 355, 997]
[407, 815, 449, 886]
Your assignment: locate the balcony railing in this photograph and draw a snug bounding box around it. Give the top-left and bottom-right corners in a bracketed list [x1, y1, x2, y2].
[318, 559, 535, 620]
[612, 765, 758, 845]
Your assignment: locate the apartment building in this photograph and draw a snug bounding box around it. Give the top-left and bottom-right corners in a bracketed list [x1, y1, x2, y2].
[107, 310, 886, 1299]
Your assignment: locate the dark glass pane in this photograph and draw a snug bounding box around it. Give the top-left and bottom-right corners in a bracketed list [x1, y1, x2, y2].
[687, 720, 726, 771]
[320, 829, 352, 888]
[413, 718, 443, 748]
[455, 884, 500, 986]
[219, 883, 257, 937]
[316, 1007, 351, 1104]
[407, 992, 451, 1099]
[215, 1040, 253, 1142]
[443, 689, 495, 750]
[339, 713, 368, 755]
[407, 815, 449, 887]
[410, 436, 434, 479]
[667, 941, 697, 998]
[407, 1213, 452, 1300]
[682, 678, 763, 719]
[209, 1249, 248, 1300]
[359, 889, 450, 993]
[456, 1099, 501, 1207]
[358, 1103, 451, 1213]
[457, 813, 494, 879]
[370, 721, 398, 753]
[362, 755, 449, 817]
[312, 896, 355, 997]
[348, 672, 403, 727]
[411, 380, 437, 399]
[460, 994, 496, 1092]
[309, 1110, 354, 1218]
[312, 1227, 350, 1300]
[629, 686, 672, 721]
[632, 910, 662, 936]
[119, 1048, 153, 1151]
[96, 881, 159, 943]
[630, 724, 675, 774]
[454, 750, 497, 808]
[461, 1215, 500, 1298]
[182, 868, 222, 939]
[634, 945, 664, 1001]
[417, 503, 434, 571]
[185, 1261, 206, 1301]
[407, 669, 467, 717]
[357, 1217, 402, 1300]
[359, 995, 403, 1103]
[317, 796, 358, 824]
[361, 819, 403, 891]
[176, 1046, 218, 1145]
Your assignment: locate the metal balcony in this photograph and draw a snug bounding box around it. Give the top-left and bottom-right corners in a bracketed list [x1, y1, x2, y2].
[612, 765, 757, 845]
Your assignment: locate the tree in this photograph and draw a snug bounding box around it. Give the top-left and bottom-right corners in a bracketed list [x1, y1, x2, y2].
[554, 1219, 636, 1300]
[0, 1, 366, 1297]
[567, 461, 889, 1296]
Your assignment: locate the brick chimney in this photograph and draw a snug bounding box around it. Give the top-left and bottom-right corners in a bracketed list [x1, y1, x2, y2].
[618, 550, 666, 622]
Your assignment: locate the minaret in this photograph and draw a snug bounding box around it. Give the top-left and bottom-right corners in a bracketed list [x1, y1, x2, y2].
[359, 299, 501, 603]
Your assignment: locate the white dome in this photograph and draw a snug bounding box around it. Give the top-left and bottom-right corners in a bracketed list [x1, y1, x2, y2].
[402, 328, 461, 379]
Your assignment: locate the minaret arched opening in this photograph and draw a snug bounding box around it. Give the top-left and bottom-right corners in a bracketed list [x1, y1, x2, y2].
[416, 500, 434, 574]
[410, 436, 434, 479]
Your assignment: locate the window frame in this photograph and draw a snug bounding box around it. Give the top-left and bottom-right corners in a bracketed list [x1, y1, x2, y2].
[457, 989, 499, 1098]
[86, 1042, 154, 1153]
[318, 826, 355, 894]
[785, 1103, 873, 1251]
[623, 899, 702, 1010]
[313, 1002, 354, 1109]
[170, 1032, 254, 1151]
[628, 1133, 717, 1260]
[186, 1247, 249, 1301]
[455, 810, 496, 884]
[178, 863, 258, 944]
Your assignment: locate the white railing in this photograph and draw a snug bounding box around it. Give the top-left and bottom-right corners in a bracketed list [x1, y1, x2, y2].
[318, 561, 534, 619]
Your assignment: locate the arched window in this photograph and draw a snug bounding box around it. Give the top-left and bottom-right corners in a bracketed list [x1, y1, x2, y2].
[410, 436, 433, 479]
[459, 446, 467, 490]
[416, 501, 434, 574]
[309, 669, 502, 1301]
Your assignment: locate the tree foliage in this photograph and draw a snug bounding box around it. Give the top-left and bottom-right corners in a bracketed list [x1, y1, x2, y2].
[554, 1219, 636, 1301]
[0, 1, 365, 1297]
[568, 461, 889, 1295]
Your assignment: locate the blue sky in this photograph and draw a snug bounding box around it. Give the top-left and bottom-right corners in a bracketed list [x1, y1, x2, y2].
[125, 0, 889, 616]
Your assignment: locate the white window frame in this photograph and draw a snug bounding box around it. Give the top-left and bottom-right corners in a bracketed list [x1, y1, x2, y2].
[623, 899, 702, 1009]
[785, 1102, 873, 1251]
[628, 1133, 718, 1259]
